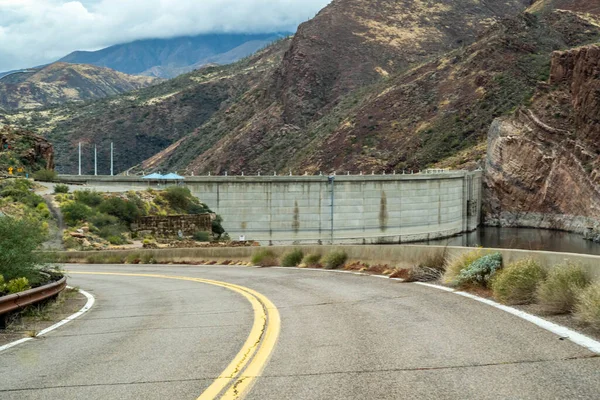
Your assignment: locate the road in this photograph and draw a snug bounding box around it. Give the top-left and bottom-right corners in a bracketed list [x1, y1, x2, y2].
[1, 264, 599, 399]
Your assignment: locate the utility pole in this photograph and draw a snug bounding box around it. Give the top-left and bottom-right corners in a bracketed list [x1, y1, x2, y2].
[110, 142, 114, 176]
[94, 145, 97, 176]
[78, 142, 82, 176]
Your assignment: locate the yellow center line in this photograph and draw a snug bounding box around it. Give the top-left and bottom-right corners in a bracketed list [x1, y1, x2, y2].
[68, 271, 280, 400]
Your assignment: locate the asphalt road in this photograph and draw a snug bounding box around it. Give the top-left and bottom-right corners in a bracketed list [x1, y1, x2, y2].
[1, 264, 599, 399]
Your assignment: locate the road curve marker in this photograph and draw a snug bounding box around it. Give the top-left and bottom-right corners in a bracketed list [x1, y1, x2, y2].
[0, 286, 95, 353]
[68, 271, 280, 400]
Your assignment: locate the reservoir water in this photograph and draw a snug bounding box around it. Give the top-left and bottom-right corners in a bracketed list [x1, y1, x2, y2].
[419, 227, 600, 257]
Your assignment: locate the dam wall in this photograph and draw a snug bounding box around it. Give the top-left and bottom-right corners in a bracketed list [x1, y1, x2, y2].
[58, 171, 482, 244]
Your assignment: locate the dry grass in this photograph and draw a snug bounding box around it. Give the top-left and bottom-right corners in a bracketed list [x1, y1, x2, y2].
[251, 249, 279, 267]
[491, 258, 546, 305]
[575, 282, 600, 330]
[537, 263, 591, 314]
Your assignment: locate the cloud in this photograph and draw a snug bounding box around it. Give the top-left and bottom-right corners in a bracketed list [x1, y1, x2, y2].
[0, 0, 331, 71]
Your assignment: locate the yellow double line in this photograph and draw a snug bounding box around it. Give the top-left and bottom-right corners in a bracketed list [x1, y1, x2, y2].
[69, 271, 280, 400]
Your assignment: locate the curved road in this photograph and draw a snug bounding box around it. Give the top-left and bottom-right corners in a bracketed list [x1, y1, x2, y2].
[1, 264, 599, 399]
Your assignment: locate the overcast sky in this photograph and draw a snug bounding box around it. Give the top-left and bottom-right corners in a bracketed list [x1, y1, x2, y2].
[0, 0, 331, 71]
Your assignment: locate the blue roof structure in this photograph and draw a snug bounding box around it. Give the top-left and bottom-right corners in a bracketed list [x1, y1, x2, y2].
[142, 173, 164, 180]
[162, 173, 185, 180]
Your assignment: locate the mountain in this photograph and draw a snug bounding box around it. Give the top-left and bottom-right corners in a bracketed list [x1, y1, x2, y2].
[0, 63, 158, 110]
[2, 40, 291, 174]
[58, 33, 290, 79]
[6, 0, 600, 185]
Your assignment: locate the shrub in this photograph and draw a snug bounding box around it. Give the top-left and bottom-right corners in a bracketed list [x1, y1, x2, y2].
[61, 202, 93, 226]
[323, 251, 348, 269]
[302, 253, 321, 267]
[74, 190, 103, 207]
[212, 215, 225, 239]
[36, 202, 51, 219]
[6, 277, 31, 294]
[99, 197, 141, 224]
[537, 263, 591, 313]
[454, 252, 503, 288]
[107, 235, 126, 245]
[162, 186, 193, 212]
[89, 213, 119, 228]
[443, 249, 483, 284]
[575, 283, 600, 330]
[491, 259, 546, 305]
[98, 224, 128, 241]
[251, 249, 279, 267]
[193, 231, 211, 242]
[189, 203, 209, 215]
[0, 217, 46, 284]
[33, 169, 57, 182]
[281, 249, 304, 267]
[53, 184, 69, 194]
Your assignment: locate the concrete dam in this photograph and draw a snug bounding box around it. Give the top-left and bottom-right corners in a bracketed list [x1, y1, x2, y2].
[59, 171, 482, 244]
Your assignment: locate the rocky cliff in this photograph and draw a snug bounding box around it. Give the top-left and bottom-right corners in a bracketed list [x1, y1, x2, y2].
[485, 44, 600, 236]
[0, 125, 54, 173]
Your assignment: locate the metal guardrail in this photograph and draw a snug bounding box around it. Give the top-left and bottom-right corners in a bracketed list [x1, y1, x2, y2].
[0, 276, 67, 317]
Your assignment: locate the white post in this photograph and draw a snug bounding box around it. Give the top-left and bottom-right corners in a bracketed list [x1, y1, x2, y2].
[94, 145, 97, 176]
[110, 142, 114, 176]
[78, 142, 81, 176]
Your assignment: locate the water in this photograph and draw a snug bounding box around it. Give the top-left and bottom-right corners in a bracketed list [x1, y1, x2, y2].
[419, 227, 600, 256]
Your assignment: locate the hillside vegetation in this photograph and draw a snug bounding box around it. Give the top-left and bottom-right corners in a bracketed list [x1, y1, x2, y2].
[0, 63, 158, 110]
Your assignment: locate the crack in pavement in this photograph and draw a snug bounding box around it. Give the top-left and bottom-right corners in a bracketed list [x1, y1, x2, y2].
[2, 355, 597, 393]
[257, 354, 600, 379]
[40, 323, 247, 338]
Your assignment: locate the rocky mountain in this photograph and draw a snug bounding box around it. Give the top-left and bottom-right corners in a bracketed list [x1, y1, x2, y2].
[3, 40, 291, 174]
[0, 125, 54, 173]
[485, 43, 600, 235]
[5, 0, 600, 186]
[0, 63, 158, 110]
[59, 33, 290, 79]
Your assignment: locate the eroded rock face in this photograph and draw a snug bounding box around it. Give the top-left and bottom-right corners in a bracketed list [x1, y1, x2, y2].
[0, 125, 55, 171]
[485, 45, 600, 234]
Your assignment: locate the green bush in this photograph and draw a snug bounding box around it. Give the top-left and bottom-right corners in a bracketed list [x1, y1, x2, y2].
[443, 249, 483, 284]
[251, 249, 279, 267]
[454, 252, 503, 288]
[212, 215, 225, 239]
[537, 263, 591, 313]
[323, 251, 348, 269]
[575, 283, 600, 330]
[54, 184, 70, 194]
[61, 202, 93, 226]
[99, 197, 141, 224]
[36, 202, 51, 219]
[0, 217, 46, 284]
[302, 253, 321, 267]
[193, 231, 211, 242]
[491, 258, 546, 305]
[98, 224, 128, 241]
[33, 169, 57, 182]
[162, 186, 193, 212]
[107, 235, 126, 245]
[281, 249, 304, 267]
[89, 212, 119, 228]
[74, 190, 103, 207]
[6, 277, 31, 294]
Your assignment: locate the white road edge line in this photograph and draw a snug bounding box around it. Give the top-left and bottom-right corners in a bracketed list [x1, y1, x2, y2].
[272, 267, 600, 354]
[0, 286, 95, 353]
[415, 282, 600, 354]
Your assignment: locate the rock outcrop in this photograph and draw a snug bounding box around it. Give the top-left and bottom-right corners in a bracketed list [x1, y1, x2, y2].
[0, 125, 55, 172]
[485, 44, 600, 236]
